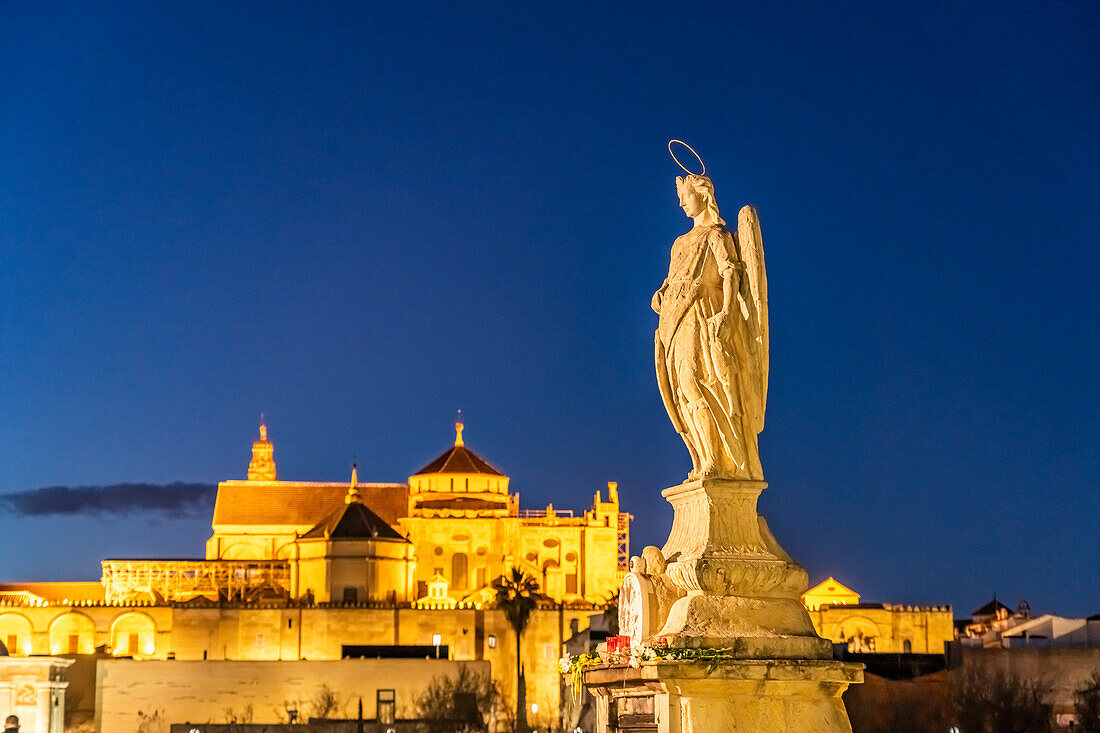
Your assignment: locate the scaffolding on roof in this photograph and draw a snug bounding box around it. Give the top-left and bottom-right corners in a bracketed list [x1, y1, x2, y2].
[101, 559, 290, 605]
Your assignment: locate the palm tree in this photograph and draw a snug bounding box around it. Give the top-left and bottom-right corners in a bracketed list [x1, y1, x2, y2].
[491, 568, 540, 732]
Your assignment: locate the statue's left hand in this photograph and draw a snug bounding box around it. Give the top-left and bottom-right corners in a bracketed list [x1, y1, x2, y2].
[707, 310, 730, 338]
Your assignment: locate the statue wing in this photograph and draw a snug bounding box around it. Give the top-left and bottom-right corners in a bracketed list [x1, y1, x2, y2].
[737, 205, 769, 432]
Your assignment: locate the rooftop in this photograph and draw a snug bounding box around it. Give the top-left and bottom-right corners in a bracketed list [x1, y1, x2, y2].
[412, 422, 503, 477]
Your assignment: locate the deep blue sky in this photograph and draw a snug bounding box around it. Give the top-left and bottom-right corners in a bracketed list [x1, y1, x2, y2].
[1, 2, 1096, 617]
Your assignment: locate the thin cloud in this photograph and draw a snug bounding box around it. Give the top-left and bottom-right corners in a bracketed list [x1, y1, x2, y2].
[0, 483, 217, 517]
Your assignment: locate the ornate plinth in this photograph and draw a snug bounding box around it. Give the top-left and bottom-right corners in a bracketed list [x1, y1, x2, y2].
[583, 659, 862, 733]
[620, 478, 830, 658]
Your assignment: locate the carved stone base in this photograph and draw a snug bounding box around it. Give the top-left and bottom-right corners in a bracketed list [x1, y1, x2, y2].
[583, 659, 862, 733]
[647, 478, 825, 654]
[656, 593, 832, 658]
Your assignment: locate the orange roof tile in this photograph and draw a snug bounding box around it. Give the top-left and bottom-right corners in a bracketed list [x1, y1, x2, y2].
[413, 445, 502, 476]
[212, 481, 409, 528]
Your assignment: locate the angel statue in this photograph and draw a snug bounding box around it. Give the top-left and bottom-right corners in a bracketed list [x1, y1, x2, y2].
[651, 155, 769, 481]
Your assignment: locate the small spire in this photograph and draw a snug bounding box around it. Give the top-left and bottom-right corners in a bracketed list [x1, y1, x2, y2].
[455, 412, 465, 447]
[346, 462, 361, 504]
[248, 418, 276, 481]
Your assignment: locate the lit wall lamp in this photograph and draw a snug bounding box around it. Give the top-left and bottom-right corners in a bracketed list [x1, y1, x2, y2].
[487, 635, 496, 649]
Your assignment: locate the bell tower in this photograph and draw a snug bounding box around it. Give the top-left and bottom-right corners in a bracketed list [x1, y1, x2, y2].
[247, 420, 277, 481]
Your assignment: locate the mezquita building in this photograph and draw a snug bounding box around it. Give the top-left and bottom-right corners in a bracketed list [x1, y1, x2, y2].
[0, 422, 630, 730]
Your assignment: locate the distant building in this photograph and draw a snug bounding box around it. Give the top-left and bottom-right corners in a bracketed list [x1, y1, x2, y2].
[1002, 615, 1100, 648]
[0, 422, 630, 732]
[956, 597, 1100, 650]
[958, 597, 1035, 647]
[802, 577, 860, 611]
[802, 577, 954, 654]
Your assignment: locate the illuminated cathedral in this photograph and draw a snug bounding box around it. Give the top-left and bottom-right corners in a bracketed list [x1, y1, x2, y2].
[0, 422, 630, 731]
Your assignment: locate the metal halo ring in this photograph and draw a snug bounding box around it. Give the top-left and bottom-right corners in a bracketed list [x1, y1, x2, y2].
[668, 139, 706, 176]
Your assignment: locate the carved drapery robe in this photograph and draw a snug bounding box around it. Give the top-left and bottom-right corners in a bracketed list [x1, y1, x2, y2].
[654, 224, 763, 480]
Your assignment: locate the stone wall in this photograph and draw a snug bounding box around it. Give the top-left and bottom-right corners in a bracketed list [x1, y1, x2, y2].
[94, 659, 490, 733]
[4, 604, 596, 729]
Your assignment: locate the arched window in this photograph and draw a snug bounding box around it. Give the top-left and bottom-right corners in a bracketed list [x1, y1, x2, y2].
[49, 612, 95, 655]
[0, 613, 34, 655]
[451, 553, 468, 590]
[109, 612, 158, 658]
[903, 639, 913, 654]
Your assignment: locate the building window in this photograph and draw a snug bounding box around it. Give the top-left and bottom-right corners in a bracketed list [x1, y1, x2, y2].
[255, 634, 265, 649]
[68, 634, 79, 654]
[566, 573, 578, 595]
[903, 639, 913, 653]
[344, 587, 359, 604]
[128, 633, 139, 655]
[6, 634, 17, 655]
[451, 553, 468, 590]
[475, 566, 487, 589]
[377, 689, 396, 724]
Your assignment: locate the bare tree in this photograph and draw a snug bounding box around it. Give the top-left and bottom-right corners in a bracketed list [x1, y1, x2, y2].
[222, 704, 254, 727]
[273, 698, 305, 724]
[415, 664, 501, 733]
[137, 709, 167, 733]
[1076, 669, 1100, 733]
[308, 684, 343, 720]
[950, 663, 1051, 733]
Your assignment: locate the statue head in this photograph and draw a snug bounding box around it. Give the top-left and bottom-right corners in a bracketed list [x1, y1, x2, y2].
[676, 174, 725, 226]
[641, 545, 666, 575]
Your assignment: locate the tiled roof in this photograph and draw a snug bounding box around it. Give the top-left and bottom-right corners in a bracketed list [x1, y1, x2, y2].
[301, 501, 407, 541]
[0, 582, 106, 603]
[972, 598, 1012, 617]
[212, 481, 409, 528]
[413, 445, 502, 476]
[356, 483, 411, 526]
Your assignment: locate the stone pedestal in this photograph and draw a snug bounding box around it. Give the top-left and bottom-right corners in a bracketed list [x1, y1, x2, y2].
[653, 479, 829, 657]
[583, 659, 862, 733]
[590, 478, 862, 732]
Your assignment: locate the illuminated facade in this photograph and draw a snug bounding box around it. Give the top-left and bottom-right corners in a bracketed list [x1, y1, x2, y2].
[191, 422, 628, 606]
[802, 577, 954, 654]
[0, 422, 630, 729]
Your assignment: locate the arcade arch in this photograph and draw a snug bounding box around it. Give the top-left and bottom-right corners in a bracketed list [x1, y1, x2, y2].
[109, 611, 158, 658]
[0, 612, 33, 655]
[48, 612, 95, 655]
